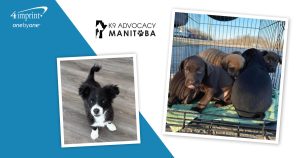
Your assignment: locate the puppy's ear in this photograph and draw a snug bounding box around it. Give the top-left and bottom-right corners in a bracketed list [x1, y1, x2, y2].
[205, 62, 214, 76]
[104, 85, 120, 99]
[179, 59, 185, 72]
[221, 57, 228, 70]
[261, 50, 269, 56]
[240, 56, 245, 68]
[79, 84, 91, 99]
[242, 48, 258, 63]
[231, 51, 242, 55]
[277, 54, 282, 64]
[279, 56, 282, 64]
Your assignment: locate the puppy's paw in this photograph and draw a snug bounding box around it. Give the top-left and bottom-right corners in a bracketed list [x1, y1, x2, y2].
[215, 100, 226, 108]
[106, 123, 117, 131]
[214, 103, 223, 108]
[90, 128, 99, 140]
[191, 107, 203, 113]
[215, 100, 226, 107]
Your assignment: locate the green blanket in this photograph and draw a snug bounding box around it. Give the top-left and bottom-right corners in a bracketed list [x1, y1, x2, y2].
[167, 89, 279, 132]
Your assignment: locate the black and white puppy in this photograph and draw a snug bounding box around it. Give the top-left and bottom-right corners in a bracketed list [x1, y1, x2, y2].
[79, 65, 119, 140]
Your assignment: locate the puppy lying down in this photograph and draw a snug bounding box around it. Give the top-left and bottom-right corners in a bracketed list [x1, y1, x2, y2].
[168, 55, 233, 111]
[169, 48, 280, 119]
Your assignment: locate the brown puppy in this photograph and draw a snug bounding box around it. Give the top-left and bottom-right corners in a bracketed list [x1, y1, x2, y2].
[168, 56, 207, 106]
[168, 55, 233, 111]
[168, 71, 204, 106]
[199, 48, 245, 78]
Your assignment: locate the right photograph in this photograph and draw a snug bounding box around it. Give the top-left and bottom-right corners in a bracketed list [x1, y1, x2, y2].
[164, 10, 288, 143]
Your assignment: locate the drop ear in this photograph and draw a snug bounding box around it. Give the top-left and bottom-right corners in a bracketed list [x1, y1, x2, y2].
[104, 85, 120, 99]
[241, 56, 245, 68]
[221, 57, 228, 70]
[278, 55, 282, 64]
[231, 51, 242, 55]
[242, 48, 258, 63]
[79, 84, 91, 99]
[179, 59, 185, 72]
[261, 50, 269, 56]
[205, 62, 214, 76]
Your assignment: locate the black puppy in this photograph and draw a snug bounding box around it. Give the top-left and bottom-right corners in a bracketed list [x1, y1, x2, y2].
[231, 48, 272, 118]
[79, 65, 119, 140]
[263, 51, 282, 73]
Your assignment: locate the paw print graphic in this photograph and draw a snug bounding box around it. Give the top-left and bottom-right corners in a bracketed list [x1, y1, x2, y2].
[137, 30, 144, 37]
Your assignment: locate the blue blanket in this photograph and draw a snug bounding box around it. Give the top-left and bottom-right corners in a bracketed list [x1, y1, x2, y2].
[167, 89, 279, 132]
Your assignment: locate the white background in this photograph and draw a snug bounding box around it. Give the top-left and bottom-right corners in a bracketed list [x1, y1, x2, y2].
[57, 0, 299, 157]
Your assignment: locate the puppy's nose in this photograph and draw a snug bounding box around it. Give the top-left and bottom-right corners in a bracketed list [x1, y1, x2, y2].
[188, 80, 194, 85]
[186, 80, 196, 89]
[93, 108, 100, 114]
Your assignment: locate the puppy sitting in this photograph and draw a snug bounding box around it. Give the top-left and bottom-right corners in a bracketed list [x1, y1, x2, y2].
[168, 56, 233, 111]
[79, 65, 119, 140]
[231, 48, 272, 118]
[199, 48, 245, 78]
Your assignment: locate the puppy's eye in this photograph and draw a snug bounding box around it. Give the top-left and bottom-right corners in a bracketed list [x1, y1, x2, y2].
[266, 57, 273, 63]
[229, 67, 235, 71]
[90, 99, 95, 104]
[102, 99, 106, 104]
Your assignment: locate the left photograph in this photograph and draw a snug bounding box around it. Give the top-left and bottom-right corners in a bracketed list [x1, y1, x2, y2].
[57, 54, 140, 147]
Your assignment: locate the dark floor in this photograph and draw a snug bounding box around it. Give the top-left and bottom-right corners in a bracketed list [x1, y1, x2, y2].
[59, 57, 138, 145]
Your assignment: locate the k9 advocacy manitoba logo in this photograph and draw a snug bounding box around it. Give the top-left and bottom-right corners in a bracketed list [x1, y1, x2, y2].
[96, 20, 156, 39]
[10, 6, 48, 29]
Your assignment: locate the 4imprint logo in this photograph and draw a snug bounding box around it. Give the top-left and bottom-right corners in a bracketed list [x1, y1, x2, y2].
[10, 6, 48, 29]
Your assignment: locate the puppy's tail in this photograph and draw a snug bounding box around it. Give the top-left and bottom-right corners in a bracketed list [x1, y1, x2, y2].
[87, 64, 101, 82]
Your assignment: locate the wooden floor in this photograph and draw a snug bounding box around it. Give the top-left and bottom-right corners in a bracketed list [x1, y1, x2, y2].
[59, 57, 138, 145]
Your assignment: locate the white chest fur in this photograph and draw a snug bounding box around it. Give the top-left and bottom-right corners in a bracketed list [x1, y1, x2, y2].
[91, 111, 107, 127]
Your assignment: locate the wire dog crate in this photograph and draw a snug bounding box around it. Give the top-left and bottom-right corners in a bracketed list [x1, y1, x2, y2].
[171, 12, 285, 89]
[167, 12, 286, 140]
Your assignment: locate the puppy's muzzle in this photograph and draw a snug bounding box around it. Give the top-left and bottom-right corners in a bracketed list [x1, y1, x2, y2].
[91, 105, 103, 117]
[186, 80, 202, 90]
[93, 108, 100, 115]
[186, 80, 197, 89]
